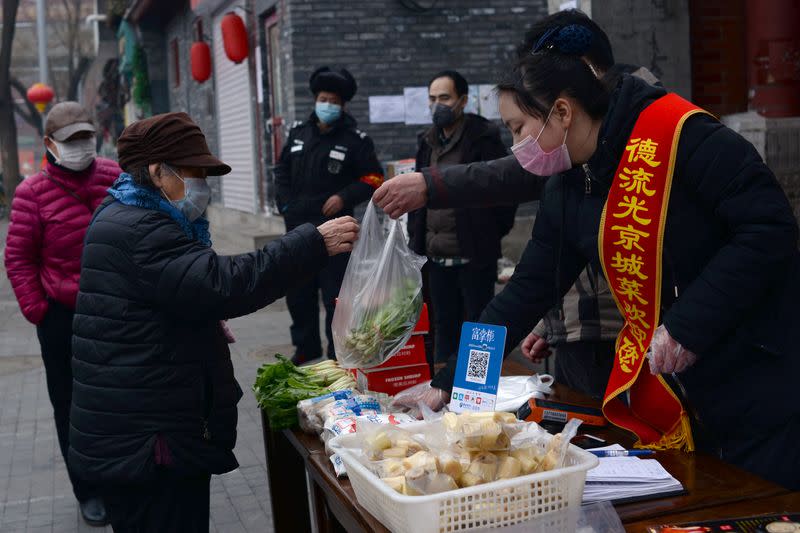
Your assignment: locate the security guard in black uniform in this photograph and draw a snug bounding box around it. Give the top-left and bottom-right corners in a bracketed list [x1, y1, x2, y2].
[275, 66, 384, 364]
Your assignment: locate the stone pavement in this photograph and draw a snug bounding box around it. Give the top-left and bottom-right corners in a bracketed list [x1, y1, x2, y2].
[0, 220, 292, 532]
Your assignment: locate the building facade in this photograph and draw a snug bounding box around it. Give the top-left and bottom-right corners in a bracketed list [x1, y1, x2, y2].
[123, 0, 549, 216]
[110, 0, 800, 224]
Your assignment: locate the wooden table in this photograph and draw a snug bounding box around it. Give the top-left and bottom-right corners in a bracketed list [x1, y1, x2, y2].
[540, 384, 790, 525]
[261, 361, 793, 532]
[624, 492, 800, 532]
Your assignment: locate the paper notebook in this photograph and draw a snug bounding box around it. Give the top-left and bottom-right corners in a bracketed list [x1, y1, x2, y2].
[583, 444, 685, 504]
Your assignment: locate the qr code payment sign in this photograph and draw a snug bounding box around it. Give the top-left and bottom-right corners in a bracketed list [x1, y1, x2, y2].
[465, 349, 490, 385]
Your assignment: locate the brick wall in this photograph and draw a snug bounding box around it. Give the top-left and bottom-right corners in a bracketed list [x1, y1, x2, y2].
[276, 0, 547, 163]
[689, 0, 747, 116]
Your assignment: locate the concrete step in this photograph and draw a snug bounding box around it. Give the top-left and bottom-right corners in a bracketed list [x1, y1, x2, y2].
[207, 204, 285, 254]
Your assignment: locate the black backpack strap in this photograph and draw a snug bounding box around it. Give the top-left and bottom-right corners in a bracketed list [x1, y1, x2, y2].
[42, 169, 92, 212]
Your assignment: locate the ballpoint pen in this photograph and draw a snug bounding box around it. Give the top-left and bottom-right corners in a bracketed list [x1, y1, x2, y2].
[589, 449, 655, 458]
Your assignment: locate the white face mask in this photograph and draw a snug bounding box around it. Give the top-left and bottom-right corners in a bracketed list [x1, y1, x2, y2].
[50, 137, 97, 171]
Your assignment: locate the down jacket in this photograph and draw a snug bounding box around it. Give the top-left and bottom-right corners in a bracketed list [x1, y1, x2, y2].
[4, 158, 121, 324]
[69, 198, 329, 483]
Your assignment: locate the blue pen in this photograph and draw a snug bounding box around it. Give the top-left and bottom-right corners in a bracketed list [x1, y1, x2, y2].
[589, 449, 655, 458]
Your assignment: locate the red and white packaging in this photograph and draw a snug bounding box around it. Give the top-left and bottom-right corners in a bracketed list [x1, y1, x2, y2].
[355, 364, 431, 395]
[368, 334, 427, 371]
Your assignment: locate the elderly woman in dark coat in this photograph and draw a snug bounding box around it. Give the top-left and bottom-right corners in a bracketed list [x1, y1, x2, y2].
[69, 112, 359, 532]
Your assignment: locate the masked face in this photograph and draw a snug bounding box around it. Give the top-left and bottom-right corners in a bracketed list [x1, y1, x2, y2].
[160, 165, 211, 222]
[507, 105, 571, 176]
[431, 103, 459, 129]
[315, 102, 342, 124]
[428, 76, 466, 129]
[48, 137, 97, 171]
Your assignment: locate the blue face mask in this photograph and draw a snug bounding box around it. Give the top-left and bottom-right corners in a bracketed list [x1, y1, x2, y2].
[315, 102, 342, 124]
[162, 165, 211, 222]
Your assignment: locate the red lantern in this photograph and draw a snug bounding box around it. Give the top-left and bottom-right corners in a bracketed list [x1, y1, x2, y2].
[191, 41, 212, 83]
[26, 83, 55, 113]
[221, 11, 248, 64]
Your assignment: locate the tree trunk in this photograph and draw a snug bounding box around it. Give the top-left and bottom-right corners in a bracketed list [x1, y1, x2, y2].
[67, 56, 92, 101]
[0, 0, 22, 201]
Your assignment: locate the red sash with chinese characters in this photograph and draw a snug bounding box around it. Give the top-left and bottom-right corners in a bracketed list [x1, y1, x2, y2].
[599, 93, 709, 451]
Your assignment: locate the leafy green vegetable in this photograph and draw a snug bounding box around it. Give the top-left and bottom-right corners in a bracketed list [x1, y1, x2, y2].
[342, 279, 422, 368]
[253, 356, 356, 430]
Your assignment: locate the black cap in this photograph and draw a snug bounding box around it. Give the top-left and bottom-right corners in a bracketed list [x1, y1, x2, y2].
[309, 67, 357, 102]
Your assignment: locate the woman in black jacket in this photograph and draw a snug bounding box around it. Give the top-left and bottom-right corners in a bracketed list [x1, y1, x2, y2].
[412, 25, 799, 489]
[69, 112, 359, 531]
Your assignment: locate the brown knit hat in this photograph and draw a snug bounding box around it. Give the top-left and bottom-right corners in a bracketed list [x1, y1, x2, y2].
[117, 112, 231, 175]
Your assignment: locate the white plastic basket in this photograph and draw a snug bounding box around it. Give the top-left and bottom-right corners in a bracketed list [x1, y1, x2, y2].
[329, 420, 599, 533]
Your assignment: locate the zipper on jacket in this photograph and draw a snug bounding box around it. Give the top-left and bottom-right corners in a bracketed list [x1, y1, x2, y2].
[201, 354, 214, 441]
[583, 164, 592, 195]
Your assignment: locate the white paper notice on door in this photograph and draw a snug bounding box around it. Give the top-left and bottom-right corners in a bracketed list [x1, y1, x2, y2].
[478, 84, 500, 120]
[465, 85, 480, 115]
[368, 95, 405, 124]
[404, 86, 431, 125]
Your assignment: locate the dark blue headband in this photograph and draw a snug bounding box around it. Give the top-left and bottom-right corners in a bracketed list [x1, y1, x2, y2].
[532, 24, 594, 56]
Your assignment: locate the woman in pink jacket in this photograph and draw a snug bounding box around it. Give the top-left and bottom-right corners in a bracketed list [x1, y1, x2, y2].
[4, 102, 120, 527]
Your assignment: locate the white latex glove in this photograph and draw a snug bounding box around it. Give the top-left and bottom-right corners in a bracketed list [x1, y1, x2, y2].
[648, 325, 698, 374]
[389, 380, 448, 418]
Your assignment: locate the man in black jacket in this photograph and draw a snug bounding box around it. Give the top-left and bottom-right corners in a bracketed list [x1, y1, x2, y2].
[274, 67, 384, 364]
[410, 70, 516, 362]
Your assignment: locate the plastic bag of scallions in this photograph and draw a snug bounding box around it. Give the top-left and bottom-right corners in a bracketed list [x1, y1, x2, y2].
[332, 202, 426, 369]
[253, 356, 356, 430]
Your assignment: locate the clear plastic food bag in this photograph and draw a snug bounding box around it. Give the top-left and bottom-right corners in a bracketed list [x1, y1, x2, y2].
[441, 411, 519, 452]
[333, 201, 426, 369]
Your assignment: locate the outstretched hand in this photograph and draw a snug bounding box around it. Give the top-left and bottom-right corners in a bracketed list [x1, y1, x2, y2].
[372, 172, 428, 219]
[317, 216, 359, 256]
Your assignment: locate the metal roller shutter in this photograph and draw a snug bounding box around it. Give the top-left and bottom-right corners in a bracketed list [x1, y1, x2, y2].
[213, 4, 258, 213]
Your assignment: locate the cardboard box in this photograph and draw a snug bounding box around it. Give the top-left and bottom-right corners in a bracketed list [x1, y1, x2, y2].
[356, 364, 431, 395]
[385, 158, 416, 179]
[368, 334, 427, 371]
[412, 303, 430, 335]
